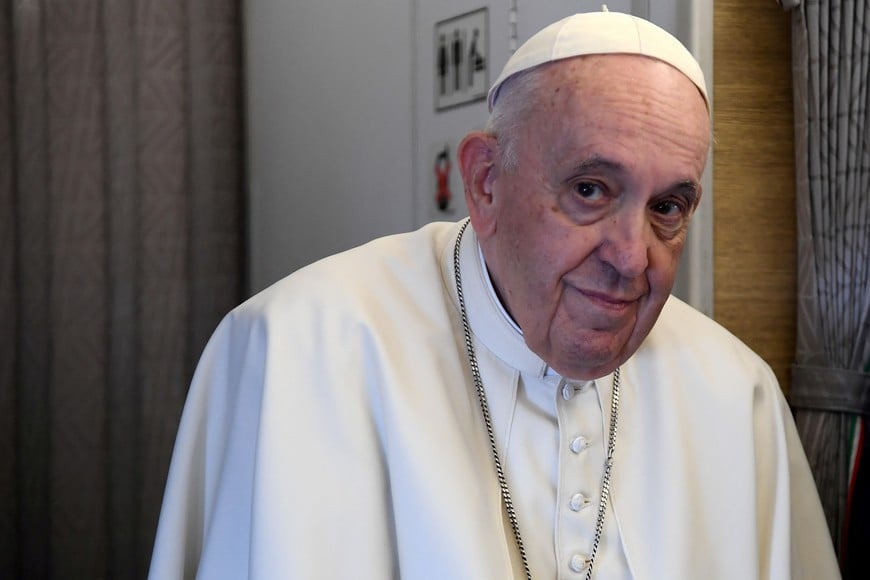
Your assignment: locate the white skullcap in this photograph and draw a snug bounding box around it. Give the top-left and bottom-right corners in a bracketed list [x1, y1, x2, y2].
[487, 11, 709, 111]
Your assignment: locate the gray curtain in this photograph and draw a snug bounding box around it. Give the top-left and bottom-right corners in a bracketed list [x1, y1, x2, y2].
[785, 0, 870, 574]
[0, 0, 245, 577]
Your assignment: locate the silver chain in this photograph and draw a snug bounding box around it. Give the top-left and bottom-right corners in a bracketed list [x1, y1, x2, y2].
[452, 219, 620, 580]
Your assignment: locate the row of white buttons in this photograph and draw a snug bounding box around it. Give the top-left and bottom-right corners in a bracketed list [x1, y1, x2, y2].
[570, 485, 592, 572]
[569, 434, 592, 510]
[569, 436, 593, 572]
[562, 379, 595, 574]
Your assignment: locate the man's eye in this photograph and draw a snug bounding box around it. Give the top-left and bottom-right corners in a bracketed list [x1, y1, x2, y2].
[650, 199, 693, 240]
[652, 200, 685, 216]
[574, 182, 604, 201]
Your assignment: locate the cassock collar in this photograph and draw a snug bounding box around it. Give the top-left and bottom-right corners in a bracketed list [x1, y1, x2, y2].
[443, 221, 551, 378]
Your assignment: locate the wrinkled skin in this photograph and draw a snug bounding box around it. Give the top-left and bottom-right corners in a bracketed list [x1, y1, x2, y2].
[459, 54, 711, 380]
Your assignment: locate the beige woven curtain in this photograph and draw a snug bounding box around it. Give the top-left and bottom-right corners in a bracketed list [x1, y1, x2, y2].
[785, 0, 870, 576]
[0, 0, 244, 577]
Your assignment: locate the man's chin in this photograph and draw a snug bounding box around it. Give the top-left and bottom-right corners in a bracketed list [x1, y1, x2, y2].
[545, 344, 627, 380]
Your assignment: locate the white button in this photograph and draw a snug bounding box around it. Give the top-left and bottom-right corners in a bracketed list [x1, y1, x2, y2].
[569, 554, 591, 573]
[570, 436, 589, 454]
[569, 492, 591, 511]
[561, 383, 574, 401]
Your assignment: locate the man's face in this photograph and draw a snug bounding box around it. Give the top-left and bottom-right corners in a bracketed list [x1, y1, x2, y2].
[470, 55, 710, 379]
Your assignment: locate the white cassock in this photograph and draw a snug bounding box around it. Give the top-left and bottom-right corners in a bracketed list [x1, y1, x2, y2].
[149, 221, 839, 580]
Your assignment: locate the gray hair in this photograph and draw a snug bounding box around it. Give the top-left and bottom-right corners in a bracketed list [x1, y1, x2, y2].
[483, 65, 550, 173]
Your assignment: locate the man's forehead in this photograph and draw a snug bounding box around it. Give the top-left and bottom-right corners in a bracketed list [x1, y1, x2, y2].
[515, 59, 711, 177]
[537, 53, 708, 107]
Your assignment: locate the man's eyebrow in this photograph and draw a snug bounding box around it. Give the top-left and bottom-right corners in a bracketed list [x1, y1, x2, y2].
[671, 180, 701, 198]
[662, 181, 702, 209]
[570, 156, 626, 175]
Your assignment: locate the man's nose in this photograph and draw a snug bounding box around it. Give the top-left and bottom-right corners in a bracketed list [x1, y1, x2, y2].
[598, 211, 650, 279]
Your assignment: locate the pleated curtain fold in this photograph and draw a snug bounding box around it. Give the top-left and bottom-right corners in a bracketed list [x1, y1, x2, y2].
[786, 0, 870, 577]
[0, 1, 245, 577]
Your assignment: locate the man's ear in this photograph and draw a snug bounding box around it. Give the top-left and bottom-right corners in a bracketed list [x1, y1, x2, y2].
[458, 131, 499, 238]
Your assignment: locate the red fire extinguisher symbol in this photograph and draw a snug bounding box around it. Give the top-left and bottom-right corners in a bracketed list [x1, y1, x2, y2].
[435, 145, 451, 211]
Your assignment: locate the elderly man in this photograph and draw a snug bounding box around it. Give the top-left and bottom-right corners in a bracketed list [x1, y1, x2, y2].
[149, 11, 838, 580]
